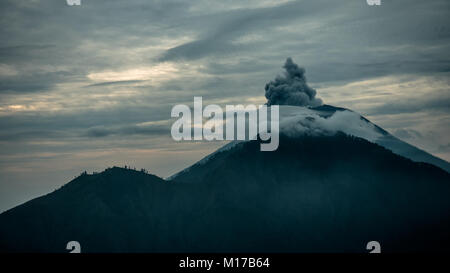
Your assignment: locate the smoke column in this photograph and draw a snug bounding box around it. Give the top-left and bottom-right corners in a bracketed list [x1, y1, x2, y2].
[265, 58, 322, 107]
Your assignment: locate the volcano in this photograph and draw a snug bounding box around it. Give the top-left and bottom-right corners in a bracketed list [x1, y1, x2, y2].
[0, 104, 449, 253]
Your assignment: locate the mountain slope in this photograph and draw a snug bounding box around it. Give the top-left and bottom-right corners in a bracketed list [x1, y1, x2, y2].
[299, 105, 450, 173]
[169, 104, 450, 181]
[1, 134, 449, 252]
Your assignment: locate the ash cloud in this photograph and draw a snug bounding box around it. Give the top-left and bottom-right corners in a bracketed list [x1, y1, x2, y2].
[265, 58, 322, 107]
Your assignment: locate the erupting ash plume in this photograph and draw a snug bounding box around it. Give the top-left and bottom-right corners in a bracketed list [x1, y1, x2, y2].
[265, 58, 322, 107]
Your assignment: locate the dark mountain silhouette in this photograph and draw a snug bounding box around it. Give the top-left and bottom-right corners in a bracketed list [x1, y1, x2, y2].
[0, 133, 449, 252]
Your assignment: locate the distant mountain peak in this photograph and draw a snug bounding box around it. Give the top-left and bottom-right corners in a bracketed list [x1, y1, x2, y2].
[168, 104, 449, 180]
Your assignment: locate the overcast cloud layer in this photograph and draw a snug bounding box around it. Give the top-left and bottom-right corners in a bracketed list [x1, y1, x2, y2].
[0, 0, 449, 211]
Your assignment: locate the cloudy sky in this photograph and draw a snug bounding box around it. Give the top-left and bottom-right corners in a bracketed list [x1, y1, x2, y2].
[0, 0, 449, 211]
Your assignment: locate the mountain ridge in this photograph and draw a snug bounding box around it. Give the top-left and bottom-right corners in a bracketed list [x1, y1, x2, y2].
[168, 104, 450, 180]
[1, 133, 449, 252]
